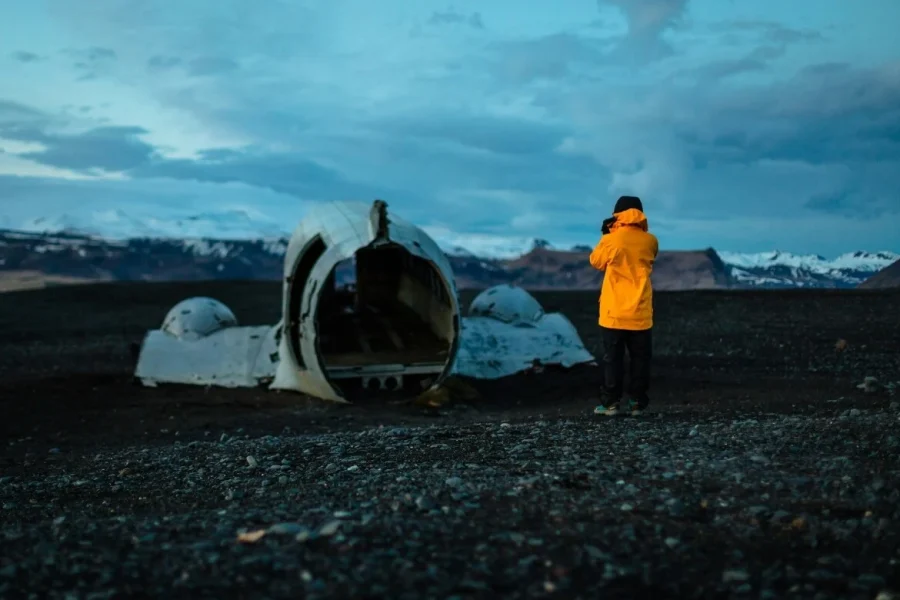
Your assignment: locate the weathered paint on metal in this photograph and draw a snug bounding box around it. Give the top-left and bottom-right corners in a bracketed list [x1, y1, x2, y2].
[272, 200, 461, 401]
[135, 325, 279, 388]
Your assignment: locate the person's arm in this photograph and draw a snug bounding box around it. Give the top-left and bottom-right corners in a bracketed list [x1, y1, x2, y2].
[589, 236, 613, 271]
[601, 216, 616, 235]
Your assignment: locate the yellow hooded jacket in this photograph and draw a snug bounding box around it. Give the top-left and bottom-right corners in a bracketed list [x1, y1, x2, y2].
[588, 208, 658, 330]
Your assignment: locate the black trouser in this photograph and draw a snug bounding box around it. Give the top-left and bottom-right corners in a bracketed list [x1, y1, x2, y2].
[599, 326, 652, 408]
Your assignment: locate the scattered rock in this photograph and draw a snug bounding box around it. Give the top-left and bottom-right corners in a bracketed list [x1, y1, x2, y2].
[267, 523, 307, 536]
[236, 529, 266, 544]
[858, 377, 880, 394]
[318, 520, 341, 537]
[2, 398, 898, 597]
[858, 574, 886, 587]
[722, 569, 750, 583]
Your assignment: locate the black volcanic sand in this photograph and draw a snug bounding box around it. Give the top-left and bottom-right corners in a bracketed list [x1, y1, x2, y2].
[1, 282, 899, 599]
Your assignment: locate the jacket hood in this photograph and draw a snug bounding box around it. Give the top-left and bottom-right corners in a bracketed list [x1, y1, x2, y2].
[611, 207, 648, 232]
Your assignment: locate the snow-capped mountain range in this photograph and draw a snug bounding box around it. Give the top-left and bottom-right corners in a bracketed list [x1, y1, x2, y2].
[7, 210, 561, 261]
[13, 209, 289, 242]
[718, 250, 900, 288]
[0, 209, 897, 290]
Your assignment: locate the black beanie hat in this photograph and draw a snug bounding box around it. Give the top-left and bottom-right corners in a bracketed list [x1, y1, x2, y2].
[614, 195, 643, 213]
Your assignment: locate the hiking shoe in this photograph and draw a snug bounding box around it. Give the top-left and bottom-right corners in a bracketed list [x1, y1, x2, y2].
[625, 398, 647, 417]
[594, 404, 620, 416]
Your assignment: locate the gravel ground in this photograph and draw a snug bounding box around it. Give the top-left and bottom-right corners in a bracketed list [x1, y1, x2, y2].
[1, 283, 899, 598]
[3, 408, 900, 599]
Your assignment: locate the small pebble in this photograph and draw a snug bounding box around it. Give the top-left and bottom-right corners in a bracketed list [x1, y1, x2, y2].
[318, 521, 341, 537]
[723, 569, 750, 583]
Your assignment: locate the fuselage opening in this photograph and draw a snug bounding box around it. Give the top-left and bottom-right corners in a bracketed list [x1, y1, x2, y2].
[315, 242, 458, 400]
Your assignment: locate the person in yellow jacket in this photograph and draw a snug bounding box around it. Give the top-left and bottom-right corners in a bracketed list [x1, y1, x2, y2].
[588, 195, 658, 417]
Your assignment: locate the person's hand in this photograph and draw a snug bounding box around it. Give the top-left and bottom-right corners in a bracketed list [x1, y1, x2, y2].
[601, 216, 617, 234]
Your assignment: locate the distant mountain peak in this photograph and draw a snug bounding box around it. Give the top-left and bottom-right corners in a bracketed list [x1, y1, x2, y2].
[719, 248, 899, 288]
[445, 245, 475, 257]
[10, 209, 290, 242]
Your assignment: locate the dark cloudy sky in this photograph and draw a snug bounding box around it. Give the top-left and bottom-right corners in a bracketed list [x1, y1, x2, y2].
[0, 0, 898, 256]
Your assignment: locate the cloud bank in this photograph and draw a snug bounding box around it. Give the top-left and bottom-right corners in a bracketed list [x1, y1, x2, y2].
[0, 0, 898, 256]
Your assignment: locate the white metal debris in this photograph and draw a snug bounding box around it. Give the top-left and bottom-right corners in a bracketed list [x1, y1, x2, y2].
[454, 284, 593, 378]
[160, 297, 239, 341]
[135, 325, 279, 388]
[132, 200, 595, 401]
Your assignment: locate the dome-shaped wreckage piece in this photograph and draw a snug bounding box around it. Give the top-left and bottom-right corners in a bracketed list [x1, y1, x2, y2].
[453, 284, 595, 379]
[136, 296, 278, 388]
[161, 297, 238, 341]
[468, 284, 545, 325]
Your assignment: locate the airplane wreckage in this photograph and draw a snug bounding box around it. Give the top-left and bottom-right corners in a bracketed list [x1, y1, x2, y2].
[134, 200, 596, 402]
